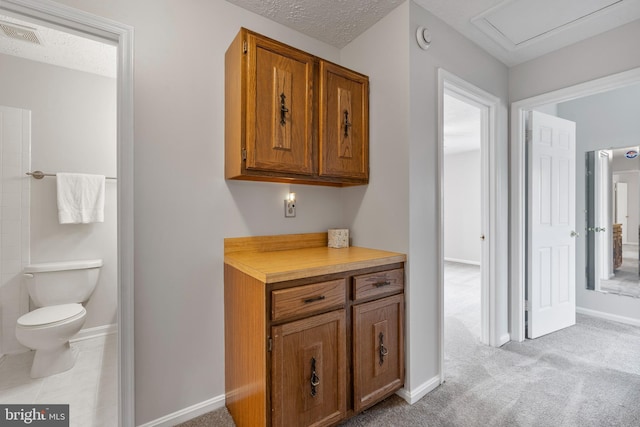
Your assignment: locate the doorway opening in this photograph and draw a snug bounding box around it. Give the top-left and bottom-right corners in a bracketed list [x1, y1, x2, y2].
[438, 69, 501, 382]
[443, 92, 483, 345]
[0, 1, 134, 425]
[511, 67, 640, 341]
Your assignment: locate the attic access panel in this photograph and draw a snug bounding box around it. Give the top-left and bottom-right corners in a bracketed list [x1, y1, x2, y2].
[472, 0, 623, 49]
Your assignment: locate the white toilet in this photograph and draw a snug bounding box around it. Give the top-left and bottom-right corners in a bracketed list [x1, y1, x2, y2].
[15, 259, 102, 378]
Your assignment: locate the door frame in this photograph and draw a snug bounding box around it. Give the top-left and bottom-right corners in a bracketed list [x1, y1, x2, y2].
[0, 0, 135, 424]
[438, 69, 500, 382]
[510, 67, 640, 342]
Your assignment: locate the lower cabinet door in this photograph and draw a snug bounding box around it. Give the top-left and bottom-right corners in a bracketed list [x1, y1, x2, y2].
[352, 294, 404, 412]
[271, 309, 346, 427]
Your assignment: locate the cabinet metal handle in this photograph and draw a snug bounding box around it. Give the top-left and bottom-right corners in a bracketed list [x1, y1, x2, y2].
[343, 110, 352, 137]
[310, 357, 320, 397]
[374, 281, 391, 288]
[379, 332, 389, 366]
[303, 295, 325, 304]
[280, 93, 289, 126]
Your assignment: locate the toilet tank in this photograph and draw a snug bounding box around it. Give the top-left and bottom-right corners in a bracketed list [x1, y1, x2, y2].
[23, 259, 103, 307]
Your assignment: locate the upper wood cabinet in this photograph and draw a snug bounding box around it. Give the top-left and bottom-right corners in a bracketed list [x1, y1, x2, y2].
[319, 62, 369, 181]
[225, 28, 369, 186]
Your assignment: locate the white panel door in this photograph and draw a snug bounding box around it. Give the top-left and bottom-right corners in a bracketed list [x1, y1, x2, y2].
[527, 111, 576, 339]
[616, 182, 628, 244]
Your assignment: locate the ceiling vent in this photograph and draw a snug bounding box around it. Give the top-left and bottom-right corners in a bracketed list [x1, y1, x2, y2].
[0, 21, 42, 45]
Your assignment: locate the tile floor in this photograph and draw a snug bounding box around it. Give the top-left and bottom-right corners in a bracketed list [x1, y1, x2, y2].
[0, 333, 117, 426]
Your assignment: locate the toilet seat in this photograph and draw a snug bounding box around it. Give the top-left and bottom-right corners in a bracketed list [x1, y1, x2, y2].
[17, 303, 86, 328]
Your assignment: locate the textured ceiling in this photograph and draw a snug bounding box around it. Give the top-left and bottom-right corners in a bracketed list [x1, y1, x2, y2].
[226, 0, 404, 48]
[228, 0, 640, 66]
[0, 14, 116, 78]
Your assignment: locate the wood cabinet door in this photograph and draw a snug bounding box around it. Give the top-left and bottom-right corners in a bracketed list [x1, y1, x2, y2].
[272, 310, 346, 427]
[319, 61, 369, 181]
[246, 34, 315, 175]
[352, 294, 404, 412]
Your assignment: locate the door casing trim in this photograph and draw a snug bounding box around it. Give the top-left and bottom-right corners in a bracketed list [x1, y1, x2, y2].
[0, 0, 135, 424]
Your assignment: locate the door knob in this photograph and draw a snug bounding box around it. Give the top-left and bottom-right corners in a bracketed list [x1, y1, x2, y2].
[480, 235, 485, 241]
[570, 231, 579, 237]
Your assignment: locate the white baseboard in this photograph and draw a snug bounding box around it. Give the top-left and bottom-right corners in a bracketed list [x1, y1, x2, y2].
[139, 375, 445, 426]
[70, 323, 117, 343]
[395, 375, 441, 405]
[137, 394, 226, 427]
[576, 307, 640, 327]
[444, 257, 481, 266]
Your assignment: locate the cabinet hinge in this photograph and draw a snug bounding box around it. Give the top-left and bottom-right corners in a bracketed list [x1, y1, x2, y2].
[268, 337, 272, 352]
[241, 148, 247, 161]
[242, 40, 248, 54]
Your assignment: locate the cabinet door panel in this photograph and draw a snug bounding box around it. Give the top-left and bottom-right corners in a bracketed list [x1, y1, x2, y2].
[319, 62, 368, 181]
[272, 310, 346, 427]
[247, 35, 314, 175]
[353, 294, 404, 412]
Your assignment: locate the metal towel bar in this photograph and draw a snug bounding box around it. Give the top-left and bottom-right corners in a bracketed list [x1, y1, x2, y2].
[26, 171, 117, 180]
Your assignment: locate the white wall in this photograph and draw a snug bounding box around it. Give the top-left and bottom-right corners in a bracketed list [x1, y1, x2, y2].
[510, 20, 640, 325]
[0, 53, 117, 331]
[444, 149, 481, 264]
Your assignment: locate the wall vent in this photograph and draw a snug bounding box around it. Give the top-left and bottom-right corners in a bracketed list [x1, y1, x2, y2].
[0, 21, 42, 45]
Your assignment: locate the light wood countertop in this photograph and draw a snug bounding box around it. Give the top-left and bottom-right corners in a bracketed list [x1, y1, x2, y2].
[224, 234, 406, 283]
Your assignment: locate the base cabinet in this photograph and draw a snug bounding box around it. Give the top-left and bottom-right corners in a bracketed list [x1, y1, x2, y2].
[225, 261, 405, 427]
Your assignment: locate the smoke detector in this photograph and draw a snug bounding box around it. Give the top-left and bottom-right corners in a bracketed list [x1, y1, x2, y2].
[0, 21, 42, 45]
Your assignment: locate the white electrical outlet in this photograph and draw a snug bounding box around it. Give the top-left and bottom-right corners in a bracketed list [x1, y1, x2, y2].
[285, 200, 296, 217]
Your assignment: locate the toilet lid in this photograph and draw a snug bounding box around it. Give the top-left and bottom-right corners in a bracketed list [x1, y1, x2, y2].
[17, 303, 85, 327]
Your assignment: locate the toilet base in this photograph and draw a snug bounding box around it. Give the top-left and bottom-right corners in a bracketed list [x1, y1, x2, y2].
[30, 342, 76, 378]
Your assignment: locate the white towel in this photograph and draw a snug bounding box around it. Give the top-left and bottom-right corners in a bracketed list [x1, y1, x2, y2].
[56, 173, 105, 224]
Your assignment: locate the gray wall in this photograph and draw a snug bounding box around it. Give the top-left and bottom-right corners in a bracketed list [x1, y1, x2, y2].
[0, 53, 117, 331]
[44, 0, 510, 421]
[613, 172, 639, 244]
[342, 0, 509, 393]
[558, 84, 640, 307]
[47, 0, 347, 424]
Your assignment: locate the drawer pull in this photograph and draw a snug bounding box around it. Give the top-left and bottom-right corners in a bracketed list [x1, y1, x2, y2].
[310, 357, 320, 397]
[303, 295, 326, 304]
[379, 332, 389, 366]
[374, 281, 391, 288]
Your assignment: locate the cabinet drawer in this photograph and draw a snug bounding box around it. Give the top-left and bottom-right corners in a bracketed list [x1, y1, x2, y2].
[353, 269, 403, 301]
[272, 279, 346, 322]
